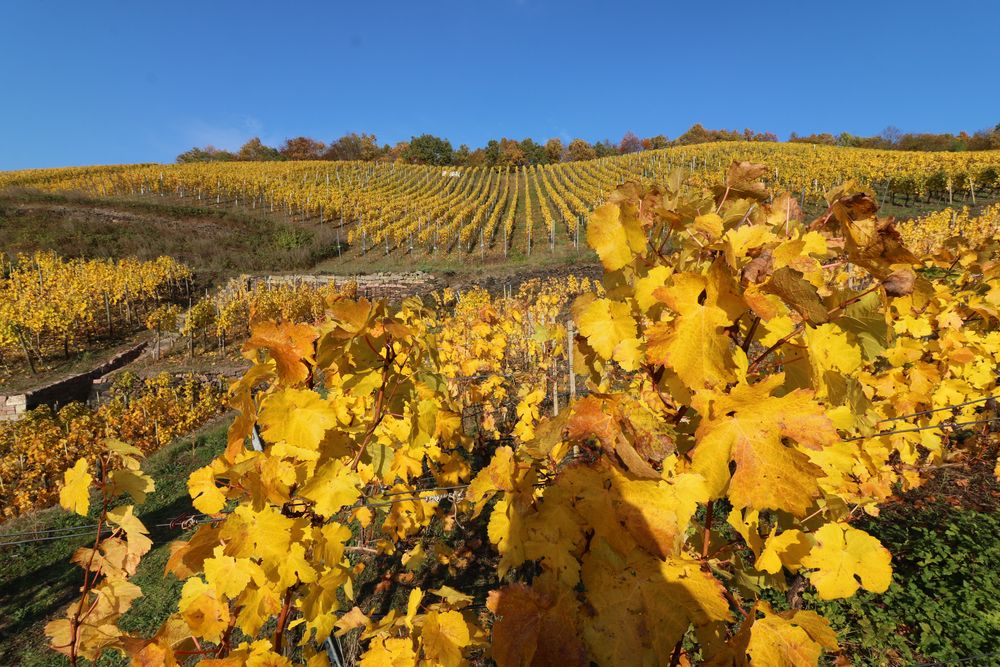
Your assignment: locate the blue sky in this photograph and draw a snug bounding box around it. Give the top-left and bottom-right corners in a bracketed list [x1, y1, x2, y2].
[1, 0, 998, 170]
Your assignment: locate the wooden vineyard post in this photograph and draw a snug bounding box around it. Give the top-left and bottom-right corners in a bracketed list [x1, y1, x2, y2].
[527, 207, 532, 256]
[104, 291, 113, 336]
[884, 179, 892, 208]
[551, 352, 559, 417]
[567, 318, 575, 402]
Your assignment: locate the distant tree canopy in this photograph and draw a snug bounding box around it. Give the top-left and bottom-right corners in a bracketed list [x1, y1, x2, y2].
[176, 145, 237, 163]
[403, 134, 454, 166]
[176, 123, 1000, 165]
[279, 136, 326, 161]
[323, 133, 381, 161]
[237, 138, 282, 162]
[789, 125, 1000, 152]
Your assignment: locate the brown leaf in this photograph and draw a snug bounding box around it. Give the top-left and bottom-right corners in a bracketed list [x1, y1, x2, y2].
[830, 192, 879, 225]
[881, 268, 916, 297]
[717, 161, 770, 202]
[742, 251, 774, 284]
[765, 268, 829, 324]
[487, 583, 587, 667]
[567, 397, 662, 478]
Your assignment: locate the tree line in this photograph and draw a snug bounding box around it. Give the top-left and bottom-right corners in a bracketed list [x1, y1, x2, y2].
[177, 122, 1000, 166]
[790, 124, 1000, 152]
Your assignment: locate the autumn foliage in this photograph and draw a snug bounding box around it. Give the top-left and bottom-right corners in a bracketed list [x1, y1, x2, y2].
[50, 163, 999, 665]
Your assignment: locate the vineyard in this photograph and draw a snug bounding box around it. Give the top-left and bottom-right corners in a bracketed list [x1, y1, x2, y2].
[0, 372, 223, 519]
[0, 252, 191, 374]
[1, 164, 993, 666]
[3, 142, 1000, 263]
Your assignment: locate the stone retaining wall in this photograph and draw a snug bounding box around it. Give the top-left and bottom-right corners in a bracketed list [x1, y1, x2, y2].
[0, 394, 27, 420]
[251, 271, 441, 302]
[0, 341, 148, 421]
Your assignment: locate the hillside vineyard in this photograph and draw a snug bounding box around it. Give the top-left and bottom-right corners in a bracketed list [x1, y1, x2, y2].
[3, 142, 999, 258]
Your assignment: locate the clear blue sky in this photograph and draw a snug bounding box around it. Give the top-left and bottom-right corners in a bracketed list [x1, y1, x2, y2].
[2, 0, 998, 170]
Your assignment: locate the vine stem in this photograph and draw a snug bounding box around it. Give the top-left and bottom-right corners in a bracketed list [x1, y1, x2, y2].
[722, 588, 750, 620]
[741, 316, 761, 354]
[351, 335, 395, 471]
[273, 587, 295, 654]
[669, 639, 684, 667]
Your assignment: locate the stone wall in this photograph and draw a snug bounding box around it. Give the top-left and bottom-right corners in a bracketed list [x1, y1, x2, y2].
[0, 341, 147, 421]
[251, 272, 441, 302]
[0, 394, 27, 421]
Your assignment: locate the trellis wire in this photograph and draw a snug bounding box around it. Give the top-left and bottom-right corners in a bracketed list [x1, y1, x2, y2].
[842, 418, 999, 443]
[877, 394, 997, 424]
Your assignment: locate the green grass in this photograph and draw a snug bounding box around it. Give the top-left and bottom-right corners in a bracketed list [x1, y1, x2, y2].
[0, 419, 230, 666]
[0, 190, 342, 284]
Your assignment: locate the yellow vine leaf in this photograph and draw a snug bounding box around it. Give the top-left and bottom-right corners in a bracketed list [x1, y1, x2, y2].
[582, 550, 732, 664]
[335, 607, 371, 637]
[45, 576, 141, 660]
[204, 546, 258, 600]
[513, 388, 544, 441]
[803, 323, 862, 400]
[692, 212, 724, 243]
[800, 522, 892, 599]
[106, 505, 152, 560]
[188, 464, 227, 514]
[611, 467, 708, 559]
[466, 445, 517, 516]
[633, 265, 674, 311]
[692, 375, 838, 515]
[405, 588, 422, 630]
[360, 636, 418, 667]
[766, 267, 829, 324]
[587, 201, 645, 271]
[258, 387, 341, 456]
[756, 529, 813, 574]
[432, 586, 474, 608]
[647, 274, 736, 392]
[178, 576, 231, 643]
[748, 603, 838, 666]
[237, 504, 296, 564]
[727, 507, 765, 559]
[419, 609, 471, 667]
[573, 296, 640, 369]
[109, 468, 155, 505]
[725, 223, 777, 265]
[59, 458, 92, 516]
[299, 459, 362, 518]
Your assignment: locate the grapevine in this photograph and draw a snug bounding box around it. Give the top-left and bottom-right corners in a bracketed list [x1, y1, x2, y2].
[43, 164, 1000, 666]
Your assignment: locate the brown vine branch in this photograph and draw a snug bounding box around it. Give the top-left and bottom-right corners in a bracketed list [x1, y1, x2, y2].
[741, 316, 761, 354]
[273, 587, 295, 655]
[669, 639, 684, 667]
[350, 334, 395, 471]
